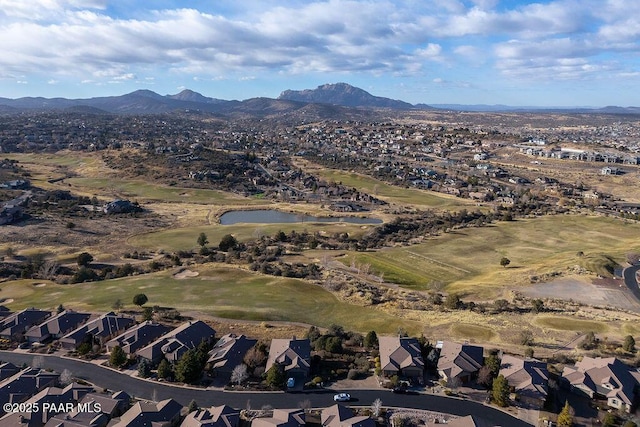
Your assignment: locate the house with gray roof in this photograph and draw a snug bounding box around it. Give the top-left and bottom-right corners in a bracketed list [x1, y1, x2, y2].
[562, 356, 640, 413]
[252, 409, 305, 427]
[321, 404, 374, 427]
[59, 312, 135, 350]
[499, 354, 549, 408]
[265, 338, 310, 382]
[378, 336, 424, 378]
[437, 341, 483, 384]
[0, 362, 19, 381]
[25, 310, 91, 344]
[112, 398, 182, 427]
[181, 405, 239, 427]
[0, 368, 60, 413]
[105, 321, 171, 355]
[0, 308, 51, 340]
[207, 333, 257, 378]
[136, 320, 215, 364]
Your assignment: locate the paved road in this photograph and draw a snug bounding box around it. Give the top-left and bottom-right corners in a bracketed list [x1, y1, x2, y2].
[622, 264, 640, 302]
[0, 351, 532, 426]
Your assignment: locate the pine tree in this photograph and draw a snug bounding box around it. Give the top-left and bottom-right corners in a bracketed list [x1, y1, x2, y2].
[175, 349, 203, 384]
[157, 359, 172, 380]
[109, 345, 127, 368]
[364, 331, 378, 349]
[491, 374, 510, 407]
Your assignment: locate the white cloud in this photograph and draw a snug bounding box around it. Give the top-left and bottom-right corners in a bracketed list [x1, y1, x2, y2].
[0, 0, 637, 90]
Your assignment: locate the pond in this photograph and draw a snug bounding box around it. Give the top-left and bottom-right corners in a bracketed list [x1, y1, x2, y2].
[219, 209, 383, 225]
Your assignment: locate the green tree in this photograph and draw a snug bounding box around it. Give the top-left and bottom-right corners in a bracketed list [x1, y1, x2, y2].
[622, 335, 636, 352]
[175, 349, 203, 384]
[531, 299, 544, 313]
[157, 359, 172, 380]
[187, 399, 198, 413]
[197, 232, 209, 248]
[138, 360, 151, 378]
[109, 345, 127, 368]
[602, 413, 617, 427]
[218, 234, 238, 252]
[142, 306, 154, 321]
[500, 257, 511, 267]
[485, 354, 500, 375]
[556, 401, 574, 427]
[444, 293, 462, 309]
[580, 331, 597, 350]
[132, 293, 148, 307]
[76, 252, 94, 267]
[265, 364, 285, 388]
[364, 330, 379, 349]
[491, 374, 510, 407]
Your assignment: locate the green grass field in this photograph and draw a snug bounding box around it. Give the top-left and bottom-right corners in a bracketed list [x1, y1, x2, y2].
[339, 215, 640, 297]
[0, 265, 421, 334]
[130, 222, 377, 252]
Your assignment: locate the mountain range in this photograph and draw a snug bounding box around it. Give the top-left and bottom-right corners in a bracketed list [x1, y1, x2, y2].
[0, 83, 638, 116]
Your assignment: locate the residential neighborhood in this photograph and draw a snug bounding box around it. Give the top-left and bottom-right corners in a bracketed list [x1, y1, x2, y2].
[0, 305, 638, 426]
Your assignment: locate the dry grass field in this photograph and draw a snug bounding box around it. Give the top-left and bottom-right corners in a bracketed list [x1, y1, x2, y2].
[2, 151, 640, 356]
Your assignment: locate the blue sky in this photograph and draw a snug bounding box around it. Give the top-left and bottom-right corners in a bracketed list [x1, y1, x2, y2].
[0, 0, 638, 106]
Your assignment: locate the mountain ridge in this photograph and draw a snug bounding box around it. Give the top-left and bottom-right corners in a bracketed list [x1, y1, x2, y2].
[1, 84, 638, 116]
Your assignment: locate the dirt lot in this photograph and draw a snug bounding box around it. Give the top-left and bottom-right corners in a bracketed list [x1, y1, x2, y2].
[522, 275, 640, 313]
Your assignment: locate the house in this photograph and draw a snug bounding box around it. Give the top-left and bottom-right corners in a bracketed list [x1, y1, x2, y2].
[24, 310, 92, 344]
[105, 321, 171, 355]
[0, 362, 19, 381]
[59, 312, 135, 350]
[44, 390, 131, 426]
[378, 336, 424, 378]
[136, 320, 216, 364]
[437, 341, 483, 384]
[0, 368, 60, 411]
[499, 355, 549, 408]
[562, 356, 640, 413]
[112, 398, 183, 427]
[252, 409, 305, 427]
[0, 382, 94, 427]
[206, 333, 257, 378]
[265, 338, 311, 382]
[0, 308, 51, 340]
[181, 405, 240, 427]
[321, 404, 375, 427]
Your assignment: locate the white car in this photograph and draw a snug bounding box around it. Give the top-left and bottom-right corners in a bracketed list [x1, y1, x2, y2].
[333, 393, 351, 402]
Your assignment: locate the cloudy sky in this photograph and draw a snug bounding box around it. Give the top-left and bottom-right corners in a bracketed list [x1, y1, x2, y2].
[1, 0, 639, 106]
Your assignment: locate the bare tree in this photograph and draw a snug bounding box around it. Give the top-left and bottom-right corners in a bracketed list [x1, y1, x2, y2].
[38, 259, 59, 280]
[371, 398, 383, 417]
[59, 369, 73, 386]
[231, 364, 249, 385]
[297, 399, 311, 409]
[32, 355, 45, 369]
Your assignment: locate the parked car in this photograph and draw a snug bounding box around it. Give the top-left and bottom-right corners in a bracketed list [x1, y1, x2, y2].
[333, 393, 351, 402]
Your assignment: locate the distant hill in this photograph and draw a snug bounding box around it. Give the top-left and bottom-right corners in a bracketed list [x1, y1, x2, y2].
[1, 85, 638, 117]
[278, 82, 415, 109]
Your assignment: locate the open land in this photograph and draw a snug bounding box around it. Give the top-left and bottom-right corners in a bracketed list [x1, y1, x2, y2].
[1, 110, 640, 358]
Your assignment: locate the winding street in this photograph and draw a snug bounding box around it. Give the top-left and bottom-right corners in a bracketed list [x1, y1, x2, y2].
[0, 351, 532, 426]
[622, 264, 640, 302]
